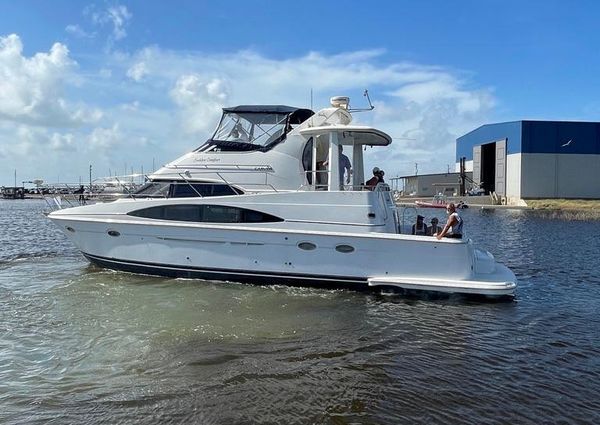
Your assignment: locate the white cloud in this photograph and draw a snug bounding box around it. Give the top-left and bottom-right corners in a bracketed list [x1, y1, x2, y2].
[99, 68, 112, 78]
[0, 34, 101, 127]
[126, 61, 148, 81]
[90, 4, 132, 43]
[106, 5, 132, 40]
[50, 132, 76, 150]
[0, 124, 78, 159]
[65, 24, 95, 38]
[170, 75, 229, 134]
[121, 100, 140, 111]
[87, 124, 121, 149]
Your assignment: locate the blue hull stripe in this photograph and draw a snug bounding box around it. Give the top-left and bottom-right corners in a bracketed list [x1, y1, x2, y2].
[82, 252, 368, 289]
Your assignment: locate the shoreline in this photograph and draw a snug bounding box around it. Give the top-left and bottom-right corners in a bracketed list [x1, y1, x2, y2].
[525, 199, 600, 220]
[396, 197, 600, 219]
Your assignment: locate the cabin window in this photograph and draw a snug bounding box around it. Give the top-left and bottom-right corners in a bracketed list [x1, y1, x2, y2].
[203, 205, 241, 223]
[169, 183, 240, 198]
[335, 244, 355, 253]
[297, 242, 317, 251]
[127, 204, 284, 223]
[133, 181, 171, 198]
[134, 182, 242, 198]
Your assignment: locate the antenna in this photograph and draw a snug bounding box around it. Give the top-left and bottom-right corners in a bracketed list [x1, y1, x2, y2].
[310, 88, 313, 110]
[348, 89, 375, 113]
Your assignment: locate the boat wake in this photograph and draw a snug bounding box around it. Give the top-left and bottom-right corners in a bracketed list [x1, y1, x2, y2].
[0, 250, 79, 267]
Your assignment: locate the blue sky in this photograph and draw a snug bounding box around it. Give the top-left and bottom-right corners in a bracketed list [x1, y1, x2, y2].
[1, 0, 599, 185]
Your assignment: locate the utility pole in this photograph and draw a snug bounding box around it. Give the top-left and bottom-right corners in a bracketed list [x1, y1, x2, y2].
[89, 165, 92, 190]
[415, 163, 418, 176]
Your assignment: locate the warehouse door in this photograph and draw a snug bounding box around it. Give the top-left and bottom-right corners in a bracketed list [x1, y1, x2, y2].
[472, 146, 481, 187]
[495, 139, 507, 196]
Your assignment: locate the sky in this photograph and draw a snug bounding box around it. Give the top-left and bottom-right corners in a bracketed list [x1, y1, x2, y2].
[1, 0, 600, 185]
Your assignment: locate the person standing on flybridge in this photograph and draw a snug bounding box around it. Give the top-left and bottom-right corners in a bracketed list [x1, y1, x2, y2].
[324, 145, 353, 190]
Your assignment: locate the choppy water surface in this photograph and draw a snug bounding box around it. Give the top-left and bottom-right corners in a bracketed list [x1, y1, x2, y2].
[1, 199, 599, 424]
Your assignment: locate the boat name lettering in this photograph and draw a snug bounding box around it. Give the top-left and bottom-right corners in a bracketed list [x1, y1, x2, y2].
[194, 157, 221, 162]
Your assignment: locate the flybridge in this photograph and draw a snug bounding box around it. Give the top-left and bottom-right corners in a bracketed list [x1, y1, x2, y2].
[149, 95, 394, 192]
[196, 105, 314, 153]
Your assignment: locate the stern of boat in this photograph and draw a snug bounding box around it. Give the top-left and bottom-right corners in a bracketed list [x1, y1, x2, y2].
[368, 241, 517, 297]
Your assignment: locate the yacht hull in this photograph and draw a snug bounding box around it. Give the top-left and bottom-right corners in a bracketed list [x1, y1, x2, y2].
[50, 215, 516, 297]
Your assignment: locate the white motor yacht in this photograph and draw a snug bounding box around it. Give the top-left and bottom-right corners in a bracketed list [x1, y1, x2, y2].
[48, 96, 517, 297]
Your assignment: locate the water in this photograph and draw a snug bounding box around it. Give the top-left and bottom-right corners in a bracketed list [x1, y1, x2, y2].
[1, 199, 599, 424]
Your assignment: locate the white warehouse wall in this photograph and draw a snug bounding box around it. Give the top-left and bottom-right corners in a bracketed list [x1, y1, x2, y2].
[455, 160, 473, 172]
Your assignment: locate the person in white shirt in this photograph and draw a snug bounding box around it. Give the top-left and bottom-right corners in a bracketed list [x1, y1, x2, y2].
[436, 203, 463, 239]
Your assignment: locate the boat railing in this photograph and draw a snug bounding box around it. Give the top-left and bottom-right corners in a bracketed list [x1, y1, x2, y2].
[155, 166, 280, 193]
[400, 204, 419, 234]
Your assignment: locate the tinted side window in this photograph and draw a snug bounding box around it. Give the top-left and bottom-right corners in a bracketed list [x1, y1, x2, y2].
[204, 205, 241, 223]
[170, 184, 205, 198]
[128, 205, 283, 223]
[170, 184, 239, 198]
[163, 205, 203, 222]
[134, 182, 170, 197]
[129, 206, 165, 219]
[210, 185, 237, 197]
[244, 210, 265, 222]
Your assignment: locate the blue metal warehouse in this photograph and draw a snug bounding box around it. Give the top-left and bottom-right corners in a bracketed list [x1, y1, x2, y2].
[456, 120, 600, 201]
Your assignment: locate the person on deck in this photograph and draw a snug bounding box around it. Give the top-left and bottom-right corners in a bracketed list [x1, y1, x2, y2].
[411, 215, 428, 236]
[427, 217, 442, 236]
[324, 145, 352, 189]
[365, 167, 383, 190]
[436, 203, 463, 239]
[74, 185, 86, 205]
[315, 138, 329, 189]
[338, 146, 352, 189]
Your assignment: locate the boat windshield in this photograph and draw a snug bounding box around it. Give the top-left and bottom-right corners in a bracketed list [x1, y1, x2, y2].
[195, 106, 313, 153]
[212, 111, 289, 148]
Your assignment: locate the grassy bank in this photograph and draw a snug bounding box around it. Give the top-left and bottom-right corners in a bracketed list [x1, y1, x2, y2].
[526, 199, 600, 220]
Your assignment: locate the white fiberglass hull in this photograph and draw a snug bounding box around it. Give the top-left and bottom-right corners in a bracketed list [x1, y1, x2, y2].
[49, 213, 517, 297]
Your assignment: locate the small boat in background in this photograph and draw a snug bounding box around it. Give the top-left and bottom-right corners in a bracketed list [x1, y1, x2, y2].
[1, 186, 25, 199]
[415, 194, 468, 209]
